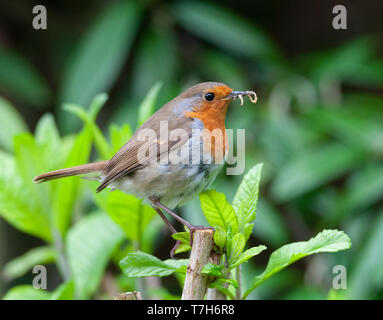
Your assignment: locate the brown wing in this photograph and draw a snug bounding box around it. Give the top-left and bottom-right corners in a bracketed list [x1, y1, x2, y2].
[96, 113, 193, 192]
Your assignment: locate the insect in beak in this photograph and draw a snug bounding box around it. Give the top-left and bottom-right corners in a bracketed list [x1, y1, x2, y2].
[223, 91, 257, 105]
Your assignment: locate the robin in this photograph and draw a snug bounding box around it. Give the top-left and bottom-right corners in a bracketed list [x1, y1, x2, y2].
[34, 82, 257, 256]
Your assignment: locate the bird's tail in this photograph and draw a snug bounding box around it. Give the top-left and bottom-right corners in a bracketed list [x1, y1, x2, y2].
[33, 160, 108, 183]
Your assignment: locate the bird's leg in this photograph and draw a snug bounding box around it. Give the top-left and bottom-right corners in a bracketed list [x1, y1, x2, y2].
[151, 198, 193, 229]
[150, 198, 214, 247]
[152, 206, 178, 234]
[151, 206, 181, 259]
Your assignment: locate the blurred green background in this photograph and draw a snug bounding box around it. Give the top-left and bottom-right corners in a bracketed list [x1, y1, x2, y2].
[0, 0, 383, 299]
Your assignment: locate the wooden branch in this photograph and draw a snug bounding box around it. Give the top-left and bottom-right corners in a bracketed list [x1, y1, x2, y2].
[113, 291, 143, 300]
[181, 229, 214, 300]
[206, 251, 226, 300]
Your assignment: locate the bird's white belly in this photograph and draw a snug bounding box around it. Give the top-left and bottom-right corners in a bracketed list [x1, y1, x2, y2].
[108, 133, 224, 209]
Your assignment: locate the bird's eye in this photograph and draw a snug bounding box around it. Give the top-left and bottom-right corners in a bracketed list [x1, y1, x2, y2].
[204, 92, 215, 101]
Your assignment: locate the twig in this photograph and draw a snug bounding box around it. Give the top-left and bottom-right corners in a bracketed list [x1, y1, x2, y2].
[181, 229, 214, 300]
[113, 291, 143, 300]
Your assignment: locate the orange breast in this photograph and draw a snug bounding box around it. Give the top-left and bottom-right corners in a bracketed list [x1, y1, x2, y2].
[184, 85, 232, 162]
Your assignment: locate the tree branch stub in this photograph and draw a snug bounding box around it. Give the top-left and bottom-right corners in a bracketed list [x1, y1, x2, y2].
[181, 229, 214, 300]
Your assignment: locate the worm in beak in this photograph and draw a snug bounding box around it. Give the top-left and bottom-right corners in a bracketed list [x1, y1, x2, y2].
[224, 91, 257, 105]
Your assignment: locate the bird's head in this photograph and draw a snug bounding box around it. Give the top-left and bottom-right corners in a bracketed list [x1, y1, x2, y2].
[172, 82, 257, 162]
[179, 82, 257, 129]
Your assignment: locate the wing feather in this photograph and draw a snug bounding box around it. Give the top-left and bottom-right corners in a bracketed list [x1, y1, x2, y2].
[97, 114, 193, 192]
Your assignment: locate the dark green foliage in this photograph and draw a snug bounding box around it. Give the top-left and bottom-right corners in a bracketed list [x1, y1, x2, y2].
[0, 0, 382, 300]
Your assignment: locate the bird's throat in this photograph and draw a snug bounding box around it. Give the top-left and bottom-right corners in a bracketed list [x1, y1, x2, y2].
[185, 101, 230, 162]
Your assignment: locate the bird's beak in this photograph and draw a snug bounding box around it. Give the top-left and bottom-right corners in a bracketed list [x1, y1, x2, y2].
[223, 91, 257, 105]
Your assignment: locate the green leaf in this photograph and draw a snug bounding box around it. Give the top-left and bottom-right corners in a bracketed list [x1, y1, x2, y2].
[2, 285, 51, 300]
[3, 246, 56, 281]
[171, 231, 190, 244]
[327, 288, 348, 300]
[233, 163, 263, 219]
[225, 225, 233, 261]
[130, 29, 177, 99]
[221, 278, 239, 289]
[0, 47, 50, 108]
[120, 251, 188, 278]
[230, 245, 267, 270]
[13, 112, 93, 238]
[233, 164, 263, 239]
[95, 191, 156, 241]
[112, 27, 178, 127]
[64, 94, 110, 159]
[165, 260, 189, 273]
[171, 232, 191, 254]
[49, 100, 98, 236]
[109, 123, 132, 154]
[66, 212, 124, 299]
[213, 229, 226, 251]
[35, 113, 61, 148]
[229, 233, 246, 264]
[243, 230, 351, 299]
[209, 279, 235, 300]
[260, 116, 306, 172]
[331, 163, 383, 223]
[348, 211, 383, 299]
[253, 200, 290, 247]
[304, 37, 381, 86]
[34, 113, 69, 174]
[0, 97, 28, 151]
[174, 243, 192, 255]
[200, 190, 239, 234]
[0, 150, 51, 241]
[89, 93, 109, 120]
[59, 1, 141, 132]
[14, 129, 64, 218]
[200, 50, 249, 91]
[140, 217, 165, 254]
[50, 281, 75, 300]
[29, 111, 93, 237]
[304, 106, 383, 154]
[14, 133, 49, 186]
[138, 82, 163, 126]
[51, 125, 93, 236]
[173, 1, 279, 61]
[202, 262, 224, 277]
[271, 144, 365, 201]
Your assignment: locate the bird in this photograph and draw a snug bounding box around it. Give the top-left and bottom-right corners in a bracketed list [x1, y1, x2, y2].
[34, 82, 257, 256]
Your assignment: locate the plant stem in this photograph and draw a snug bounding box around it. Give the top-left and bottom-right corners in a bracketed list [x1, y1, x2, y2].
[206, 251, 226, 300]
[53, 230, 71, 282]
[181, 229, 214, 300]
[235, 265, 241, 300]
[133, 201, 146, 298]
[133, 240, 145, 298]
